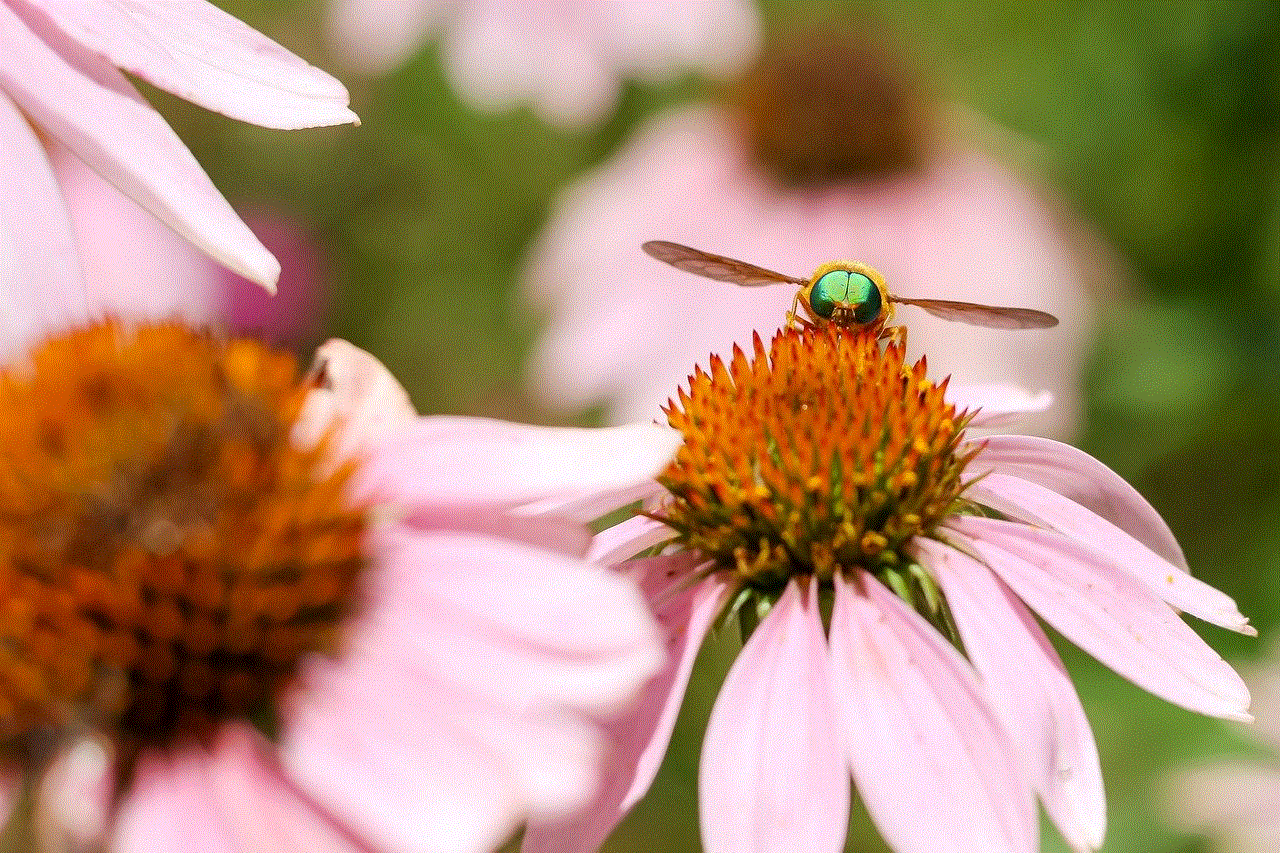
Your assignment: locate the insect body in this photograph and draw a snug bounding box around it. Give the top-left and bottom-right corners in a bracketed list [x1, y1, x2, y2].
[642, 240, 1058, 333]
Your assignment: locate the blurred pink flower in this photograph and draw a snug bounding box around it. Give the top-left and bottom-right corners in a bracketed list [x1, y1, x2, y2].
[524, 327, 1252, 853]
[524, 88, 1105, 438]
[327, 0, 760, 127]
[0, 295, 679, 852]
[1166, 649, 1280, 853]
[0, 0, 357, 325]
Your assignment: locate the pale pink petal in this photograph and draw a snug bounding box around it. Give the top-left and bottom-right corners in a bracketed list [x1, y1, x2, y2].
[966, 473, 1251, 634]
[523, 560, 728, 853]
[405, 507, 593, 558]
[1166, 760, 1280, 853]
[698, 577, 849, 853]
[515, 477, 669, 525]
[829, 572, 1037, 853]
[0, 92, 87, 353]
[587, 514, 674, 566]
[357, 527, 663, 717]
[0, 2, 280, 288]
[50, 143, 222, 324]
[967, 433, 1189, 569]
[947, 383, 1053, 427]
[112, 745, 238, 853]
[35, 735, 114, 852]
[294, 338, 418, 459]
[328, 0, 448, 75]
[591, 0, 760, 82]
[914, 538, 1105, 851]
[21, 0, 357, 129]
[355, 416, 681, 515]
[946, 517, 1251, 721]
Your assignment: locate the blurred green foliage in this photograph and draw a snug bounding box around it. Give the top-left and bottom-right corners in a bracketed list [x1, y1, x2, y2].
[168, 2, 1279, 850]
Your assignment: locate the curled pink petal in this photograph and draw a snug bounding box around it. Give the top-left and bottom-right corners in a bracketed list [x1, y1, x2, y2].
[24, 0, 358, 129]
[0, 2, 280, 288]
[967, 433, 1188, 569]
[356, 416, 681, 515]
[829, 572, 1037, 853]
[524, 562, 727, 853]
[947, 383, 1053, 427]
[914, 538, 1105, 851]
[0, 92, 87, 354]
[966, 473, 1251, 634]
[699, 577, 849, 853]
[295, 338, 418, 459]
[947, 516, 1251, 721]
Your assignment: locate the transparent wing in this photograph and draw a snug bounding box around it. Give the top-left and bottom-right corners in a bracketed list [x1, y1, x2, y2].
[891, 296, 1059, 330]
[642, 240, 805, 287]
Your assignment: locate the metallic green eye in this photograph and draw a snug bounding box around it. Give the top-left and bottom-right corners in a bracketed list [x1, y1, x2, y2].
[848, 272, 881, 323]
[810, 270, 847, 318]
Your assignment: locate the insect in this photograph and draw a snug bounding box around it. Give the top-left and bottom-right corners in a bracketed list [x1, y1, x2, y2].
[642, 240, 1058, 335]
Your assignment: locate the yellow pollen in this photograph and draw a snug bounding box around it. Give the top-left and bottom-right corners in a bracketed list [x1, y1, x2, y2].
[0, 321, 368, 751]
[658, 325, 975, 591]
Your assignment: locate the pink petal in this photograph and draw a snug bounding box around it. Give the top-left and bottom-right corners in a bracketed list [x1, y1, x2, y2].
[914, 538, 1105, 851]
[327, 0, 446, 75]
[359, 526, 663, 717]
[0, 92, 87, 353]
[35, 736, 115, 852]
[947, 516, 1251, 721]
[699, 577, 850, 853]
[523, 561, 727, 853]
[829, 572, 1037, 853]
[112, 745, 238, 853]
[587, 514, 675, 566]
[21, 0, 358, 129]
[355, 416, 681, 516]
[967, 433, 1188, 569]
[294, 338, 418, 460]
[947, 383, 1052, 427]
[966, 473, 1251, 634]
[0, 2, 280, 288]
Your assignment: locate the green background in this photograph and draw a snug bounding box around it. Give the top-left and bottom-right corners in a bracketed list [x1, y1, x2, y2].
[177, 2, 1280, 850]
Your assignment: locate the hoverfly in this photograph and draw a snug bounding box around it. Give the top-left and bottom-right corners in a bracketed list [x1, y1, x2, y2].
[642, 240, 1058, 334]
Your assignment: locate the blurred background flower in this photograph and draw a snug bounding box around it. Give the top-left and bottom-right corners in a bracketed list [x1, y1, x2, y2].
[522, 25, 1107, 439]
[327, 0, 761, 127]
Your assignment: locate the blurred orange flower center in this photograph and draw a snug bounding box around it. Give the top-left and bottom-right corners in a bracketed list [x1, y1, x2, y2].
[658, 326, 974, 592]
[0, 321, 367, 753]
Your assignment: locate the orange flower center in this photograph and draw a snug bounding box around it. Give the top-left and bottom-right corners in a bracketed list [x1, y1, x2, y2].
[657, 326, 974, 594]
[0, 321, 366, 754]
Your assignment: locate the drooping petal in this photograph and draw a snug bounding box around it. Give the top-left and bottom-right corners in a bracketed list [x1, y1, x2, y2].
[947, 516, 1251, 721]
[523, 560, 728, 853]
[914, 538, 1105, 852]
[967, 433, 1188, 569]
[22, 0, 357, 129]
[965, 473, 1251, 634]
[947, 383, 1052, 427]
[0, 92, 87, 354]
[587, 513, 675, 566]
[829, 571, 1037, 853]
[0, 2, 280, 288]
[698, 577, 849, 853]
[112, 745, 238, 853]
[355, 416, 681, 516]
[294, 338, 418, 460]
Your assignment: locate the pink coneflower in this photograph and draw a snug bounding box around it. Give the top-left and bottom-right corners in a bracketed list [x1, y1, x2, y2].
[327, 0, 760, 127]
[524, 324, 1252, 853]
[0, 0, 357, 329]
[524, 29, 1106, 439]
[1166, 649, 1280, 853]
[0, 307, 677, 852]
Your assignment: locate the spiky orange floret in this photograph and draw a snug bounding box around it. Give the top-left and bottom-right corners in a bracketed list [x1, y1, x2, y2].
[0, 321, 366, 750]
[658, 325, 975, 591]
